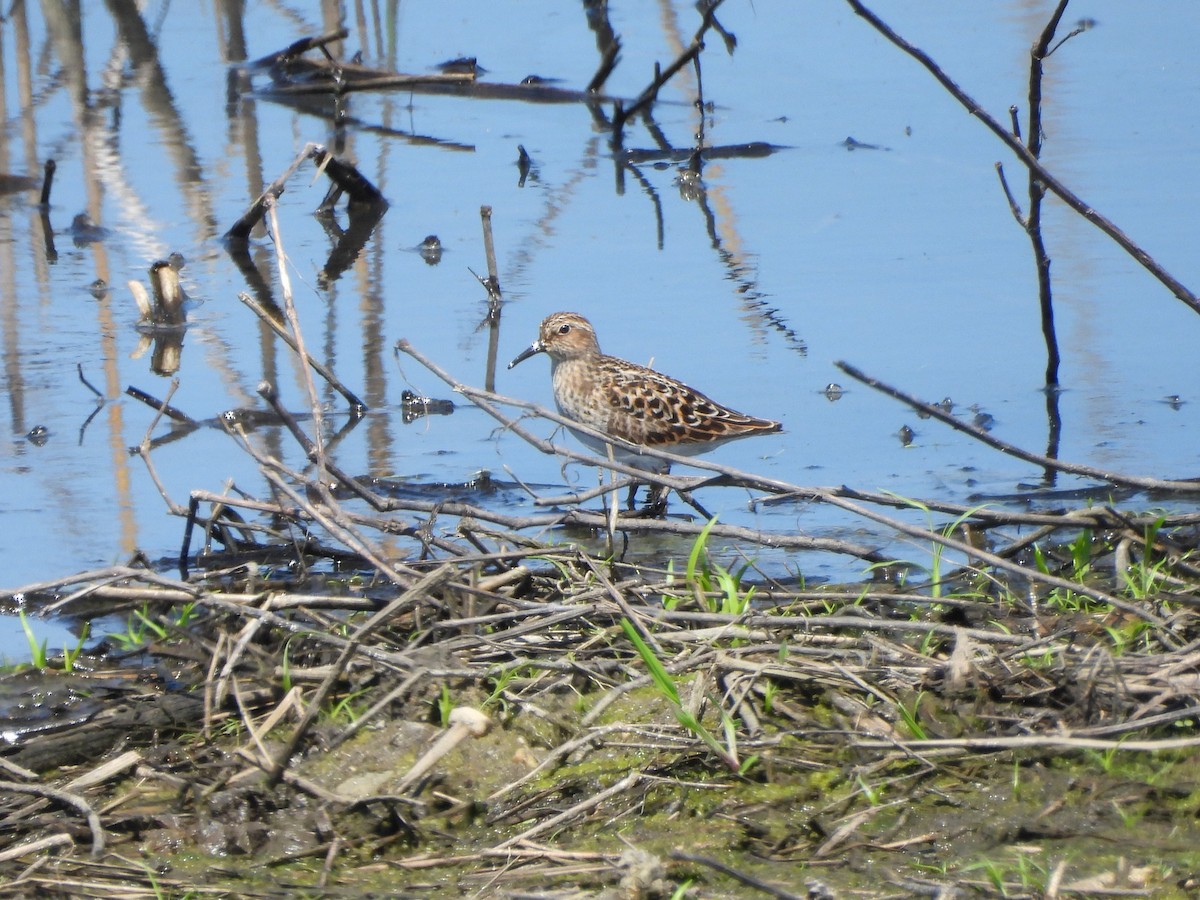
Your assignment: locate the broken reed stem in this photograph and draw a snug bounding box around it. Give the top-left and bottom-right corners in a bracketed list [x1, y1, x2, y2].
[125, 381, 195, 426]
[149, 260, 186, 325]
[479, 205, 501, 302]
[1027, 0, 1072, 163]
[249, 29, 349, 68]
[479, 205, 502, 392]
[224, 142, 320, 241]
[264, 195, 327, 472]
[38, 158, 55, 207]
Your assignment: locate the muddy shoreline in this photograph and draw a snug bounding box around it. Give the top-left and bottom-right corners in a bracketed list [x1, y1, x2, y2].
[3, 513, 1199, 898]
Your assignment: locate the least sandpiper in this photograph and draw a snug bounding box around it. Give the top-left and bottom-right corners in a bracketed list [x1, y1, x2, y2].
[508, 311, 781, 507]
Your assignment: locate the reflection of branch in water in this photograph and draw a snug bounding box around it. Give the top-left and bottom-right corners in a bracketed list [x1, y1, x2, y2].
[607, 46, 797, 355]
[225, 147, 388, 383]
[225, 238, 278, 319]
[621, 142, 784, 165]
[122, 385, 199, 451]
[621, 162, 665, 250]
[688, 174, 807, 356]
[249, 88, 479, 153]
[107, 0, 215, 235]
[630, 144, 806, 358]
[76, 364, 106, 446]
[583, 0, 619, 68]
[611, 0, 729, 133]
[123, 379, 363, 458]
[36, 206, 57, 265]
[315, 198, 387, 286]
[253, 382, 363, 479]
[733, 296, 807, 359]
[586, 37, 621, 94]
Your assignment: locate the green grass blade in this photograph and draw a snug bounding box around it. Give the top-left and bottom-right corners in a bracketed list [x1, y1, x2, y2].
[686, 516, 719, 592]
[619, 618, 680, 705]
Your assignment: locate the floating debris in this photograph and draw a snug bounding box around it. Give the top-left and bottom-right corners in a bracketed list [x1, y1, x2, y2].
[436, 56, 482, 76]
[130, 260, 188, 327]
[70, 213, 108, 245]
[970, 406, 995, 431]
[401, 389, 455, 424]
[516, 144, 534, 187]
[417, 234, 443, 265]
[676, 167, 703, 201]
[841, 136, 890, 152]
[128, 261, 189, 375]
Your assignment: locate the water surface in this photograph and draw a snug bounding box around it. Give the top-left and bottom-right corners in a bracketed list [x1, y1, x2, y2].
[2, 1, 1198, 656]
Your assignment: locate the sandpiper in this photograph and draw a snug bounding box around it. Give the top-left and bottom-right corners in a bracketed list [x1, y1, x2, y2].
[508, 311, 781, 508]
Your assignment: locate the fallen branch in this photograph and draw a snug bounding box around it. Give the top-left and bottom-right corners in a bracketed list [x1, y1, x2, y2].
[836, 360, 1200, 492]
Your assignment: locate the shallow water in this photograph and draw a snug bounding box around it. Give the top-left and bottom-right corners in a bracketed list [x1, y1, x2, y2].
[2, 1, 1199, 658]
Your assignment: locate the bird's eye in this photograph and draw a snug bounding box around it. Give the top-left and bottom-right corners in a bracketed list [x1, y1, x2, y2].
[557, 324, 571, 335]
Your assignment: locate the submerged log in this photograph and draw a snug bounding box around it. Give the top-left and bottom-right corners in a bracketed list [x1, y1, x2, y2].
[5, 691, 206, 772]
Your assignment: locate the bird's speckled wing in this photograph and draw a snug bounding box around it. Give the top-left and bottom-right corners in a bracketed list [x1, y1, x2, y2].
[595, 355, 780, 447]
